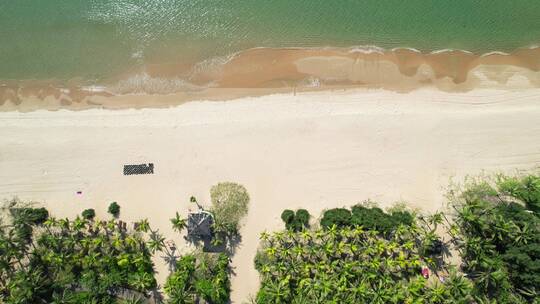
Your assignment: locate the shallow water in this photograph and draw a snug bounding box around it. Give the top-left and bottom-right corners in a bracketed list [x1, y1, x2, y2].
[1, 0, 539, 83]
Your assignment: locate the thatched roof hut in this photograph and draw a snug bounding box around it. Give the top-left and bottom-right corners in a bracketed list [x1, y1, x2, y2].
[187, 210, 214, 238]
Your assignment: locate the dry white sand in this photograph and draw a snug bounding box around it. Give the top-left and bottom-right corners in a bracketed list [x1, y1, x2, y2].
[1, 88, 540, 302]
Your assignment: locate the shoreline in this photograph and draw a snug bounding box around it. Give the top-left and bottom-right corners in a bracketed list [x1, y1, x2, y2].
[2, 45, 540, 112]
[1, 88, 540, 301]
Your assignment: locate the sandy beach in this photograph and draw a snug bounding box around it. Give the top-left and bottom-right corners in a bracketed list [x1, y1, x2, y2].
[1, 88, 540, 302]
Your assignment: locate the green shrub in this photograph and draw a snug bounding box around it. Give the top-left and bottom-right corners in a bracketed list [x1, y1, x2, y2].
[81, 208, 96, 220]
[390, 210, 414, 227]
[320, 208, 352, 228]
[10, 207, 49, 225]
[107, 202, 120, 217]
[28, 207, 49, 224]
[295, 209, 310, 227]
[281, 209, 295, 226]
[351, 205, 413, 234]
[498, 174, 540, 214]
[281, 209, 310, 231]
[210, 182, 250, 237]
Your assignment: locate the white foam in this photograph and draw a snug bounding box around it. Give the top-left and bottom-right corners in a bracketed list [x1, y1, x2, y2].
[81, 85, 107, 93]
[429, 49, 453, 54]
[481, 51, 509, 57]
[109, 72, 201, 95]
[191, 53, 237, 76]
[348, 45, 385, 54]
[391, 47, 421, 53]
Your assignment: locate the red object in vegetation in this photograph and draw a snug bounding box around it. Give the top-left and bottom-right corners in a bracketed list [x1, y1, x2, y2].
[421, 266, 429, 279]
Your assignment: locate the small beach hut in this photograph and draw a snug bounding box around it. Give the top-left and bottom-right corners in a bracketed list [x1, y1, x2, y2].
[187, 210, 214, 238]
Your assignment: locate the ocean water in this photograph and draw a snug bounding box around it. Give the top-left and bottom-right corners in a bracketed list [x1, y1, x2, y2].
[1, 0, 539, 83]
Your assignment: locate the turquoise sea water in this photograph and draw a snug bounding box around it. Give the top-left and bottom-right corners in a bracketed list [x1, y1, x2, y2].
[1, 0, 539, 82]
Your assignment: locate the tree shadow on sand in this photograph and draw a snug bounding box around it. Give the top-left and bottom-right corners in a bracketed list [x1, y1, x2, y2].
[184, 232, 243, 256]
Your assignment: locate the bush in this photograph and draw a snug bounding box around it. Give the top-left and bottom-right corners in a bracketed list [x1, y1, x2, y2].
[210, 182, 250, 237]
[498, 174, 540, 214]
[320, 208, 352, 228]
[390, 210, 414, 227]
[281, 209, 310, 232]
[281, 209, 295, 225]
[295, 209, 310, 227]
[81, 208, 96, 220]
[351, 205, 413, 234]
[107, 202, 120, 217]
[28, 207, 49, 224]
[11, 207, 49, 225]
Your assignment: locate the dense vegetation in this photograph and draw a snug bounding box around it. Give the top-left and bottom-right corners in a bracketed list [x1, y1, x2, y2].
[162, 182, 250, 303]
[280, 209, 310, 232]
[320, 203, 414, 235]
[255, 173, 540, 303]
[0, 200, 156, 303]
[255, 211, 470, 303]
[164, 253, 230, 304]
[0, 181, 248, 303]
[3, 174, 539, 303]
[449, 174, 540, 302]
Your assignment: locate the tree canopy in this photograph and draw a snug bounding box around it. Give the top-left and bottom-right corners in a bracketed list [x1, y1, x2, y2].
[0, 201, 156, 303]
[210, 182, 250, 240]
[449, 174, 540, 302]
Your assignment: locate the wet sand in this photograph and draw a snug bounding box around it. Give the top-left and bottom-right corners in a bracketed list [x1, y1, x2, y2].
[2, 46, 540, 111]
[1, 88, 539, 302]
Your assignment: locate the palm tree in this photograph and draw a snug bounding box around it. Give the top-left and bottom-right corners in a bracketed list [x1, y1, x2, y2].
[170, 212, 187, 233]
[147, 231, 165, 253]
[134, 219, 150, 233]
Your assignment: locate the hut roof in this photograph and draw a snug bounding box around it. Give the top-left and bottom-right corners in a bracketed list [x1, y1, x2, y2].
[187, 210, 214, 237]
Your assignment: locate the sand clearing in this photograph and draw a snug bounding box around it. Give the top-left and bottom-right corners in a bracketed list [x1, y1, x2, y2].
[1, 88, 540, 302]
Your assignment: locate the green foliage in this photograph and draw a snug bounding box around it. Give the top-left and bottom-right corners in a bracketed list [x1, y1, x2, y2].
[10, 207, 49, 225]
[320, 208, 352, 228]
[280, 209, 295, 225]
[81, 208, 96, 220]
[108, 201, 121, 217]
[171, 212, 187, 233]
[164, 255, 197, 304]
[0, 203, 157, 304]
[255, 222, 469, 303]
[164, 253, 231, 304]
[281, 209, 310, 232]
[498, 174, 540, 214]
[451, 173, 540, 302]
[320, 205, 414, 235]
[295, 209, 310, 228]
[210, 182, 249, 240]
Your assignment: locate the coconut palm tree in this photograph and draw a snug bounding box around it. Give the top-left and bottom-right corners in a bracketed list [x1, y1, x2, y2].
[170, 212, 187, 234]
